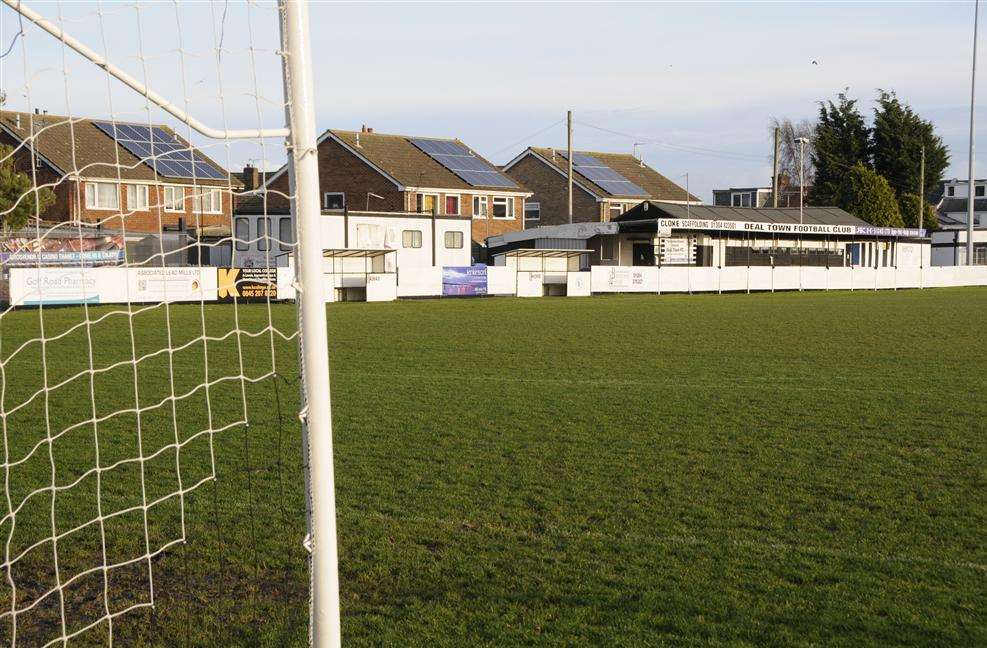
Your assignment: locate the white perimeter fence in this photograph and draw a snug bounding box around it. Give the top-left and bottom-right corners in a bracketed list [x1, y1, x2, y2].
[5, 264, 987, 307]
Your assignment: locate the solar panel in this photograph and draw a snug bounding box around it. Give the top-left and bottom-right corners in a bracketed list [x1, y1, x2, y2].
[409, 137, 518, 189]
[92, 121, 227, 180]
[559, 151, 649, 197]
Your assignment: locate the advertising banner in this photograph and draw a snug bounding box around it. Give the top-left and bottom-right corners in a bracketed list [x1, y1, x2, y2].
[442, 265, 488, 296]
[216, 267, 278, 302]
[656, 218, 925, 238]
[129, 267, 216, 303]
[1, 235, 125, 268]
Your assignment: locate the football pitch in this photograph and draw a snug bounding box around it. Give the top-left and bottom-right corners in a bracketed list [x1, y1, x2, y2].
[0, 288, 984, 646]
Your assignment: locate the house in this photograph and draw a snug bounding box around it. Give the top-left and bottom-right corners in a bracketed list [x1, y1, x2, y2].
[712, 176, 806, 208]
[501, 147, 701, 227]
[0, 110, 238, 264]
[257, 126, 531, 261]
[931, 188, 987, 265]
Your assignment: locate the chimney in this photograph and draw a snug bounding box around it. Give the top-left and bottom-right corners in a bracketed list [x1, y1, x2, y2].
[242, 164, 260, 191]
[361, 124, 373, 134]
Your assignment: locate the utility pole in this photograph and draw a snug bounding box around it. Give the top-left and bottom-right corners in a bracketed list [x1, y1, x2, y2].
[919, 146, 926, 231]
[968, 0, 979, 265]
[685, 172, 690, 219]
[797, 137, 807, 225]
[772, 127, 780, 208]
[567, 109, 573, 224]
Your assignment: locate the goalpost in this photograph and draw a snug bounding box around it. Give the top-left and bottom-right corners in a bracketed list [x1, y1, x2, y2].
[0, 1, 339, 646]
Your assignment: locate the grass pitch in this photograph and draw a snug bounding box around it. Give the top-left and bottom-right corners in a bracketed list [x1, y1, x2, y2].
[0, 288, 984, 646]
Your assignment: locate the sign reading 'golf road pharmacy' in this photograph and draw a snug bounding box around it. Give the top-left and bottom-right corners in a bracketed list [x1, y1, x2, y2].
[656, 218, 926, 238]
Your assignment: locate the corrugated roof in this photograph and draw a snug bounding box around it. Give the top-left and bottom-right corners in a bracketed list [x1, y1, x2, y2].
[0, 110, 236, 187]
[331, 130, 528, 193]
[522, 147, 701, 202]
[617, 202, 870, 227]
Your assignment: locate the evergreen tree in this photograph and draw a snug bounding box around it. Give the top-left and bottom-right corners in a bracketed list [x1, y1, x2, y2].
[871, 91, 949, 200]
[0, 144, 55, 231]
[837, 163, 904, 227]
[898, 193, 939, 230]
[809, 91, 870, 205]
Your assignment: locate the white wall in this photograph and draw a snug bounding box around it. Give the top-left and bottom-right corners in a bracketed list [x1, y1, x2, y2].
[233, 212, 471, 271]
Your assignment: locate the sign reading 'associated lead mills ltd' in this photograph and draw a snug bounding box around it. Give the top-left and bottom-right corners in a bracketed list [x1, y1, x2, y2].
[657, 219, 925, 238]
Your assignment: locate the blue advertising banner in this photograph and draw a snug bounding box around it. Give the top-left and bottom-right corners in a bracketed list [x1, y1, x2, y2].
[442, 265, 487, 296]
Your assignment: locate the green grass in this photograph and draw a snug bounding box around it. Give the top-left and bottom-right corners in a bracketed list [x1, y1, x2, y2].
[0, 289, 984, 646]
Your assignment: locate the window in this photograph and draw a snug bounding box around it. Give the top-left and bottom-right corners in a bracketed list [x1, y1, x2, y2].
[257, 217, 271, 251]
[126, 184, 149, 210]
[492, 196, 513, 219]
[85, 182, 119, 210]
[608, 204, 624, 221]
[601, 237, 616, 261]
[947, 185, 956, 197]
[977, 185, 985, 197]
[445, 195, 460, 215]
[444, 231, 463, 249]
[235, 218, 250, 251]
[472, 196, 488, 219]
[402, 230, 423, 248]
[417, 193, 438, 214]
[279, 217, 292, 251]
[731, 192, 752, 207]
[193, 187, 223, 213]
[324, 192, 345, 210]
[164, 185, 185, 212]
[524, 201, 540, 221]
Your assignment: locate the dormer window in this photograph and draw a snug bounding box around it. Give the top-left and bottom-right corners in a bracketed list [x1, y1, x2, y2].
[947, 186, 956, 197]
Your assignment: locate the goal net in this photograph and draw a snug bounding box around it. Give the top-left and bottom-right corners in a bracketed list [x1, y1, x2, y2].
[0, 1, 337, 646]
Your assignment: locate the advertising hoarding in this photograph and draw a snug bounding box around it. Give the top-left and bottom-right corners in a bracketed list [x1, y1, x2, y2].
[442, 265, 488, 296]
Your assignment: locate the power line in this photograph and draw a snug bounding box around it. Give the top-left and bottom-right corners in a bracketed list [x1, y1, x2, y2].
[575, 120, 768, 162]
[490, 119, 564, 158]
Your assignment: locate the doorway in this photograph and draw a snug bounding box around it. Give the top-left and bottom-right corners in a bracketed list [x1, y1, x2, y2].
[632, 241, 655, 266]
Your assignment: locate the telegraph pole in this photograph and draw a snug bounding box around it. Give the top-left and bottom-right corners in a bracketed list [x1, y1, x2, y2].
[797, 137, 807, 225]
[919, 145, 926, 231]
[772, 127, 780, 208]
[968, 0, 979, 265]
[567, 109, 573, 224]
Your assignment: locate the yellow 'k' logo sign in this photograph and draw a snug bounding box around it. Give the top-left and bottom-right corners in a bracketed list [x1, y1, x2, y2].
[217, 268, 240, 299]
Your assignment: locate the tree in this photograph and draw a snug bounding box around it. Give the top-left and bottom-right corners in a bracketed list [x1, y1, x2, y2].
[0, 144, 55, 232]
[768, 117, 815, 189]
[810, 91, 870, 206]
[898, 192, 939, 231]
[871, 90, 949, 200]
[837, 163, 904, 227]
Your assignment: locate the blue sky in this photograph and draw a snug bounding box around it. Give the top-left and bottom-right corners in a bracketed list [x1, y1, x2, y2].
[1, 1, 984, 200]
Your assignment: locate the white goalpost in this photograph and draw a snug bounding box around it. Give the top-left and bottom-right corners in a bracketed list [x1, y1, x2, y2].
[0, 1, 340, 646]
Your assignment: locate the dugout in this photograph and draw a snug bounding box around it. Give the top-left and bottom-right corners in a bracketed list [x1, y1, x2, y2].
[609, 202, 929, 269]
[320, 249, 397, 302]
[491, 248, 591, 296]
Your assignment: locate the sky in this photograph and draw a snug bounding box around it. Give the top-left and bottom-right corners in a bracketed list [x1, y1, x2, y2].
[1, 1, 984, 201]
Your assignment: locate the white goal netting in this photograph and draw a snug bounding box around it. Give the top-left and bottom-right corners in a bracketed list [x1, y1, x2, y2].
[0, 1, 328, 645]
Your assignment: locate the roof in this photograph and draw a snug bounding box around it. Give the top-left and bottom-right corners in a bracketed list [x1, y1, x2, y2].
[326, 130, 529, 193]
[937, 197, 987, 214]
[0, 110, 237, 187]
[616, 202, 871, 227]
[494, 248, 591, 258]
[509, 147, 701, 202]
[487, 222, 618, 248]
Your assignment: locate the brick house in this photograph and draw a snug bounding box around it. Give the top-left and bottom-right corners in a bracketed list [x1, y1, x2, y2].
[258, 126, 531, 261]
[502, 147, 700, 227]
[0, 110, 238, 256]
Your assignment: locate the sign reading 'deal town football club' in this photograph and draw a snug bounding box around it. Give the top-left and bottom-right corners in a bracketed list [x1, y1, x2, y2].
[656, 218, 925, 238]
